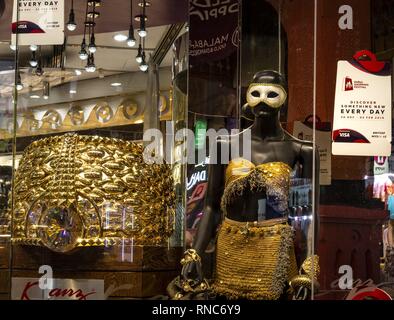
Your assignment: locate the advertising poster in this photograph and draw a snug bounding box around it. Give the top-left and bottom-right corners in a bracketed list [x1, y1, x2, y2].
[11, 0, 64, 46]
[189, 0, 239, 63]
[332, 51, 392, 156]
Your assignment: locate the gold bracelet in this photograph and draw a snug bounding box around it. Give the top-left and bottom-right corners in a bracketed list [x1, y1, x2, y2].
[290, 255, 320, 292]
[11, 133, 175, 253]
[180, 249, 201, 266]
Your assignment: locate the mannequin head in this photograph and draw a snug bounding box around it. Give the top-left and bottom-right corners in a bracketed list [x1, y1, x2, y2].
[244, 70, 287, 119]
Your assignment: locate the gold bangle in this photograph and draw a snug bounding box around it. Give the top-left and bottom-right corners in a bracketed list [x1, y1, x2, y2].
[290, 255, 320, 292]
[11, 133, 175, 253]
[180, 249, 201, 265]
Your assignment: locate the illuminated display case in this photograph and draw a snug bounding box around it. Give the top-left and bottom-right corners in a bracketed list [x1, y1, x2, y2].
[0, 0, 188, 300]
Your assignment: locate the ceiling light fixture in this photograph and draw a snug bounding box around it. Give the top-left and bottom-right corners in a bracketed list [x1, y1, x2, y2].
[67, 0, 77, 31]
[136, 40, 143, 63]
[9, 44, 16, 51]
[75, 69, 82, 76]
[113, 33, 128, 42]
[43, 81, 50, 99]
[127, 0, 136, 47]
[29, 86, 40, 99]
[88, 1, 98, 53]
[29, 44, 38, 51]
[29, 51, 38, 68]
[35, 46, 44, 76]
[85, 54, 96, 72]
[70, 89, 77, 94]
[110, 82, 122, 87]
[139, 52, 148, 72]
[88, 33, 97, 53]
[16, 71, 23, 91]
[79, 39, 89, 60]
[137, 0, 147, 38]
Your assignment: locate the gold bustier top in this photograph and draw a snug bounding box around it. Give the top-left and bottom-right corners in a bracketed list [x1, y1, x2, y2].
[221, 159, 292, 214]
[12, 133, 175, 252]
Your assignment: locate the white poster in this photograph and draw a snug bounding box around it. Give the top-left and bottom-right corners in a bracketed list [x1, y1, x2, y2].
[332, 60, 392, 156]
[11, 0, 64, 46]
[293, 121, 332, 185]
[11, 278, 104, 300]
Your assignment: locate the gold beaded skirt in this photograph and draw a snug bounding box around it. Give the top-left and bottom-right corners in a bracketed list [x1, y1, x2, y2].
[213, 218, 298, 300]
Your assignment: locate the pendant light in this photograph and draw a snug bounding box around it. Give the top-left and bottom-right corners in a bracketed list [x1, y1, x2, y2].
[43, 81, 50, 99]
[136, 39, 143, 63]
[127, 0, 136, 47]
[139, 38, 148, 72]
[85, 54, 96, 72]
[35, 46, 44, 76]
[139, 52, 148, 72]
[88, 3, 97, 53]
[137, 0, 147, 38]
[79, 0, 89, 60]
[29, 51, 38, 68]
[16, 71, 23, 91]
[67, 0, 77, 31]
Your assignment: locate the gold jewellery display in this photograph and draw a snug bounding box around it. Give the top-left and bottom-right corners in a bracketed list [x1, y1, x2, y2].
[11, 133, 175, 252]
[290, 255, 320, 294]
[0, 94, 171, 140]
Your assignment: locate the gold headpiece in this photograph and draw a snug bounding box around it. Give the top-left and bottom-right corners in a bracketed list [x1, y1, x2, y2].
[11, 133, 175, 252]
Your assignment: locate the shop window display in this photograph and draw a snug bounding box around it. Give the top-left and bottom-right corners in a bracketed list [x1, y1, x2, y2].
[0, 0, 188, 300]
[0, 0, 393, 303]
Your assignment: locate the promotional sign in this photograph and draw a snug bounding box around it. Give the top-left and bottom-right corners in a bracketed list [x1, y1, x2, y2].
[293, 118, 332, 185]
[332, 51, 392, 156]
[11, 0, 64, 46]
[189, 0, 239, 63]
[194, 119, 207, 149]
[11, 278, 104, 300]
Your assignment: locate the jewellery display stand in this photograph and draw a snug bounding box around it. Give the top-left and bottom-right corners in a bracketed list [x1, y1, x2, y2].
[11, 246, 182, 298]
[8, 133, 183, 299]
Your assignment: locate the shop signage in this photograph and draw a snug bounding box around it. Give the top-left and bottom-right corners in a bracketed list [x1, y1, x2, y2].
[11, 0, 64, 46]
[332, 50, 392, 156]
[189, 0, 239, 63]
[11, 277, 104, 300]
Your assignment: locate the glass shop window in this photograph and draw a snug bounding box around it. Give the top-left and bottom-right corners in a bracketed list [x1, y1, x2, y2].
[0, 0, 188, 300]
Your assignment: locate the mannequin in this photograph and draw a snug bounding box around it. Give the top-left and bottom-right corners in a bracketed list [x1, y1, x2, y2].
[169, 70, 320, 300]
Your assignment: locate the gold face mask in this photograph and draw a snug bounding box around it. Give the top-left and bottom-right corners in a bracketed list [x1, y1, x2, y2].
[246, 83, 287, 109]
[11, 133, 175, 252]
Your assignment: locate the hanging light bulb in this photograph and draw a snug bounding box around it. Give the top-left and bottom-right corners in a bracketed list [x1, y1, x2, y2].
[138, 17, 147, 38]
[79, 39, 89, 60]
[67, 0, 77, 31]
[30, 44, 38, 51]
[29, 51, 38, 68]
[139, 52, 148, 72]
[136, 43, 143, 63]
[88, 33, 97, 53]
[127, 25, 136, 47]
[127, 0, 136, 47]
[43, 81, 50, 100]
[85, 54, 96, 72]
[16, 71, 23, 91]
[137, 0, 147, 37]
[35, 46, 44, 76]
